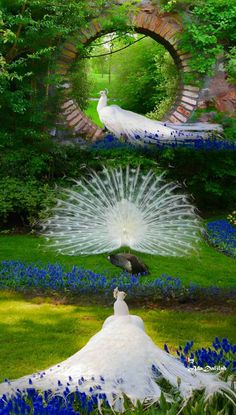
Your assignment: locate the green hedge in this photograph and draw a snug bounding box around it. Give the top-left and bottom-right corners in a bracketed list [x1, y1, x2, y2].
[0, 142, 235, 229]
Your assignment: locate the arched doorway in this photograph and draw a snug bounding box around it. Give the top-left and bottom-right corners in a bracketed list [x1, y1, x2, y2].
[56, 6, 200, 141]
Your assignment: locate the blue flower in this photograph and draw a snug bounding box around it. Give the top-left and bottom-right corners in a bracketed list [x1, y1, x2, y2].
[164, 344, 169, 353]
[206, 220, 236, 258]
[174, 337, 235, 371]
[0, 260, 235, 303]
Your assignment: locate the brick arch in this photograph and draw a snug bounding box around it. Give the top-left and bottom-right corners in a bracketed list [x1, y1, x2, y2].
[56, 7, 201, 141]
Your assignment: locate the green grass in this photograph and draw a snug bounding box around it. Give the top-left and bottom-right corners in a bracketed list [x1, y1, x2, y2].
[0, 291, 235, 381]
[88, 73, 118, 98]
[85, 100, 104, 127]
[0, 235, 235, 287]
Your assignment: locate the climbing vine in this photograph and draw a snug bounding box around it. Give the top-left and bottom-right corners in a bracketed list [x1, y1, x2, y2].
[159, 0, 236, 84]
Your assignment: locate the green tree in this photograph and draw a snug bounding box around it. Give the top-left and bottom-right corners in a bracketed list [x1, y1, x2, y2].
[110, 36, 178, 115]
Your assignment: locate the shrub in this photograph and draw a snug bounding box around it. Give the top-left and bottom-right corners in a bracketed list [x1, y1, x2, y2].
[0, 178, 54, 228]
[227, 211, 236, 227]
[1, 137, 236, 229]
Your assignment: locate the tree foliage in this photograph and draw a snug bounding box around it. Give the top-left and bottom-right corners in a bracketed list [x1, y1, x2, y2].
[0, 0, 235, 230]
[226, 47, 236, 85]
[105, 36, 178, 115]
[0, 0, 131, 140]
[0, 140, 235, 229]
[159, 0, 236, 83]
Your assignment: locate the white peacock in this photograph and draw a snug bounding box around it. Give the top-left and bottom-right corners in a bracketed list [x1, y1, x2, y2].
[97, 90, 222, 143]
[43, 166, 202, 256]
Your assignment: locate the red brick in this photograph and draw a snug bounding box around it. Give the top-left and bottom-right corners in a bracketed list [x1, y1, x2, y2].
[180, 100, 194, 111]
[74, 118, 87, 131]
[80, 27, 93, 40]
[159, 21, 172, 37]
[87, 24, 98, 38]
[133, 12, 146, 28]
[177, 51, 192, 59]
[183, 90, 199, 99]
[91, 19, 102, 34]
[176, 106, 191, 117]
[66, 110, 80, 122]
[77, 33, 88, 44]
[168, 34, 179, 46]
[62, 104, 77, 116]
[184, 85, 200, 92]
[173, 111, 187, 122]
[148, 15, 161, 32]
[61, 49, 77, 59]
[169, 115, 181, 123]
[142, 13, 154, 29]
[63, 42, 77, 54]
[164, 26, 179, 40]
[182, 66, 192, 73]
[182, 96, 197, 105]
[56, 67, 68, 75]
[153, 18, 165, 34]
[86, 125, 98, 139]
[92, 128, 104, 141]
[61, 100, 74, 110]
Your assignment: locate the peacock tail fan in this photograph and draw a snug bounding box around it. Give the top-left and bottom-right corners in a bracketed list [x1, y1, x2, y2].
[42, 166, 203, 256]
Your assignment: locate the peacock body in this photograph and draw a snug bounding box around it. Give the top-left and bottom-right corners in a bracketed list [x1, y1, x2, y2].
[97, 90, 222, 144]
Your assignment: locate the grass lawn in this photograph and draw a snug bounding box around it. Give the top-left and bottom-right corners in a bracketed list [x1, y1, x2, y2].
[0, 291, 235, 382]
[88, 73, 118, 98]
[85, 100, 104, 127]
[0, 235, 235, 288]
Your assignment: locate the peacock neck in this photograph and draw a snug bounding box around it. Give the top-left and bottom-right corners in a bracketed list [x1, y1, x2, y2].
[97, 95, 107, 113]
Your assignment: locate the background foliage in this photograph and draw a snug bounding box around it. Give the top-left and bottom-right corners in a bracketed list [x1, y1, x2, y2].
[159, 0, 236, 83]
[0, 0, 235, 230]
[98, 36, 178, 115]
[0, 143, 235, 228]
[0, 0, 130, 140]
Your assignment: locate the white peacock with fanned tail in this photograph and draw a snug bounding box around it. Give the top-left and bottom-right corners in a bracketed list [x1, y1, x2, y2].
[42, 166, 202, 256]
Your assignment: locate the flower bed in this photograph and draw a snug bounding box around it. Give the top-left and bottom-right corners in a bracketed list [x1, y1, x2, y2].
[0, 260, 235, 303]
[0, 388, 105, 415]
[206, 219, 236, 258]
[173, 337, 236, 372]
[89, 134, 236, 151]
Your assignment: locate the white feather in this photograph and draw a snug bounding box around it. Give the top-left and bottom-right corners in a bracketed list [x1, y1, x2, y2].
[97, 90, 222, 143]
[42, 167, 202, 256]
[0, 298, 234, 411]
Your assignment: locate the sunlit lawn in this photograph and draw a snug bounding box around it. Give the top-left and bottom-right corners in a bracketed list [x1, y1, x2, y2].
[85, 100, 103, 127]
[0, 291, 235, 382]
[0, 235, 235, 288]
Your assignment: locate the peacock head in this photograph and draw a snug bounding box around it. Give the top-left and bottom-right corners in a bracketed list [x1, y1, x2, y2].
[113, 287, 127, 300]
[99, 89, 108, 97]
